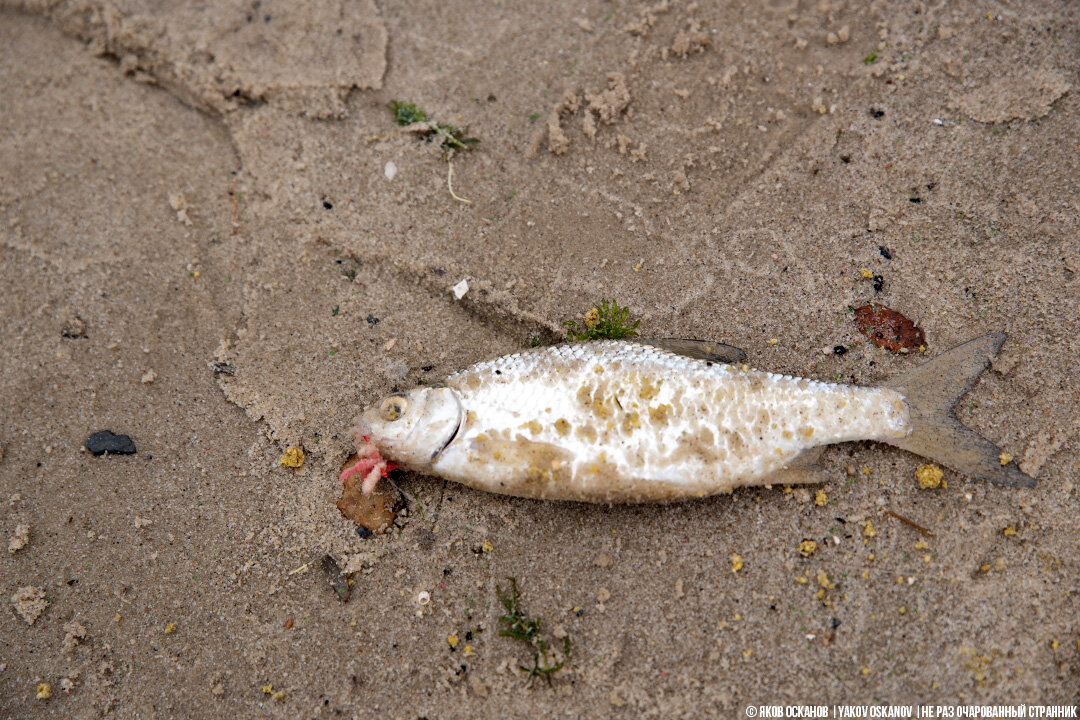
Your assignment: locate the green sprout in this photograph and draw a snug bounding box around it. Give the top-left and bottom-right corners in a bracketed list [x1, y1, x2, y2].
[496, 578, 570, 683]
[564, 299, 640, 341]
[863, 49, 879, 64]
[386, 100, 479, 153]
[389, 100, 428, 125]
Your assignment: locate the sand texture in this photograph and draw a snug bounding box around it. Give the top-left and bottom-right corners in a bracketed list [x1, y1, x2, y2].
[1, 0, 1078, 716]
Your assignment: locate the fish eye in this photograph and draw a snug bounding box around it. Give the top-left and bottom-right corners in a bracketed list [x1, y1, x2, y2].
[379, 395, 408, 422]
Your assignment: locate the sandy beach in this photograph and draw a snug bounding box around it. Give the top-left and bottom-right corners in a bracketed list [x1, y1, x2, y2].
[1, 0, 1077, 716]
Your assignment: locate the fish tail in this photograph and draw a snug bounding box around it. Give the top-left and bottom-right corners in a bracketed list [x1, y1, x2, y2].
[882, 333, 1035, 489]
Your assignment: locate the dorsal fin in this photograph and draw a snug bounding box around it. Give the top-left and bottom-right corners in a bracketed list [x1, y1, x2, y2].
[632, 337, 747, 365]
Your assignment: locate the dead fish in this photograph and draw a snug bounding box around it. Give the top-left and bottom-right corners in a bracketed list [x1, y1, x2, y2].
[345, 334, 1034, 503]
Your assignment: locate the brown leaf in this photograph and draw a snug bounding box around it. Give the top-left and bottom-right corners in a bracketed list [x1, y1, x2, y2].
[852, 305, 926, 354]
[336, 454, 402, 532]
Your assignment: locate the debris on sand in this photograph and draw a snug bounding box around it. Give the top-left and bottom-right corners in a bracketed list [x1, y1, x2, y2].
[321, 555, 352, 603]
[62, 621, 87, 653]
[852, 305, 926, 354]
[337, 454, 402, 532]
[915, 463, 944, 489]
[85, 430, 137, 456]
[8, 523, 29, 554]
[278, 446, 305, 468]
[12, 585, 49, 625]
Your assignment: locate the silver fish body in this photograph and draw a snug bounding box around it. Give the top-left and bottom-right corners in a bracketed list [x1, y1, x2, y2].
[356, 340, 911, 502]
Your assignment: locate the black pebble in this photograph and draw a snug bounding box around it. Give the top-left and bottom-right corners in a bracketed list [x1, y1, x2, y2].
[872, 274, 884, 292]
[322, 200, 333, 210]
[366, 314, 379, 325]
[355, 526, 373, 539]
[870, 108, 885, 118]
[833, 345, 847, 356]
[878, 246, 892, 260]
[85, 430, 137, 456]
[422, 365, 434, 372]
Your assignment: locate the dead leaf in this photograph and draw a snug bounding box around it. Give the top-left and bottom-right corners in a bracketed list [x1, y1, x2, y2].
[852, 305, 926, 354]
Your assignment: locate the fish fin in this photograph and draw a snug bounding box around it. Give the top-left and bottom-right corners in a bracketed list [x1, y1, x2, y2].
[634, 337, 747, 364]
[759, 448, 828, 486]
[883, 333, 1035, 489]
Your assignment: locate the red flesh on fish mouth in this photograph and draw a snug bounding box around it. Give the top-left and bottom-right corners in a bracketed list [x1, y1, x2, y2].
[339, 436, 398, 494]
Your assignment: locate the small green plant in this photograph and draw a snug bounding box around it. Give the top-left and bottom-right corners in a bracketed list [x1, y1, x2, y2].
[389, 100, 428, 125]
[496, 578, 570, 683]
[564, 299, 640, 341]
[386, 100, 479, 152]
[863, 49, 879, 64]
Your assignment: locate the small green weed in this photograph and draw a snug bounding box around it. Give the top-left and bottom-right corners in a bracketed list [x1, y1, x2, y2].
[863, 49, 879, 64]
[564, 299, 640, 341]
[386, 100, 479, 153]
[389, 100, 428, 125]
[496, 578, 570, 683]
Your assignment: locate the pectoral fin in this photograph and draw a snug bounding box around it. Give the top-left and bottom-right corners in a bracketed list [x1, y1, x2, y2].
[634, 337, 747, 365]
[758, 447, 829, 486]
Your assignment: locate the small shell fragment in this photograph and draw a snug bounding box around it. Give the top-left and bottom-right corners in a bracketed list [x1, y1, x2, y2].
[384, 160, 397, 180]
[452, 279, 469, 300]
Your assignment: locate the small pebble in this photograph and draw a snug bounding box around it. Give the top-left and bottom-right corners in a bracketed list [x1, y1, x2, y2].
[384, 161, 397, 180]
[452, 279, 469, 300]
[85, 431, 137, 456]
[834, 345, 847, 356]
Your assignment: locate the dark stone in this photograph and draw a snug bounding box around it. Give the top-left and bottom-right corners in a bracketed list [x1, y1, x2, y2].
[212, 361, 237, 376]
[878, 245, 892, 260]
[322, 200, 333, 209]
[366, 314, 379, 325]
[833, 345, 847, 356]
[872, 274, 885, 292]
[85, 431, 137, 455]
[355, 526, 373, 539]
[870, 108, 885, 118]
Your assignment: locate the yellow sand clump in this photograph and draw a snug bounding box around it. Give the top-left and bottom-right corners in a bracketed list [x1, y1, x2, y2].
[915, 463, 943, 489]
[279, 446, 305, 468]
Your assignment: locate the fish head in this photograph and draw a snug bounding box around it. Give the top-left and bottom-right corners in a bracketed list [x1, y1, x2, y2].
[357, 386, 463, 468]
